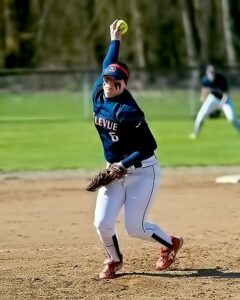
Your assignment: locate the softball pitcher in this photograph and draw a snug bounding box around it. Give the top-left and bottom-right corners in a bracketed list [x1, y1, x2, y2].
[91, 20, 183, 279]
[190, 64, 240, 139]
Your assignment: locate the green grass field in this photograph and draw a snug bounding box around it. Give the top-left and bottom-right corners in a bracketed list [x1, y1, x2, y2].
[0, 91, 239, 171]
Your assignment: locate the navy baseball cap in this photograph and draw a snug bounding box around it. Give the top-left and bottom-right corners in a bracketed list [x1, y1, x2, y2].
[102, 63, 130, 82]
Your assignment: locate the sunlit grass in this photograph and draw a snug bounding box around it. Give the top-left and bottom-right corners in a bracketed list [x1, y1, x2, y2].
[0, 91, 239, 171]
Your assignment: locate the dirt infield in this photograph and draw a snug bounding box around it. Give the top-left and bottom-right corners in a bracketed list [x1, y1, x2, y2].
[0, 168, 239, 300]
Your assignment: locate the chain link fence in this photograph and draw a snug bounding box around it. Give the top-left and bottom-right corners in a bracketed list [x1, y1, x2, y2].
[0, 67, 239, 120]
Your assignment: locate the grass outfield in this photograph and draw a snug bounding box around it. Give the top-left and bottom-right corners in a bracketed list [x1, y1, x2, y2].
[0, 91, 239, 171]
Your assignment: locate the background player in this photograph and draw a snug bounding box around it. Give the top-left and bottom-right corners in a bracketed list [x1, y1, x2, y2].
[91, 20, 183, 279]
[189, 64, 240, 139]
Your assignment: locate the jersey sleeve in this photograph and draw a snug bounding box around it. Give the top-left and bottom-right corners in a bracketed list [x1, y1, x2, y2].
[102, 40, 120, 70]
[201, 76, 211, 88]
[92, 40, 121, 98]
[92, 76, 103, 98]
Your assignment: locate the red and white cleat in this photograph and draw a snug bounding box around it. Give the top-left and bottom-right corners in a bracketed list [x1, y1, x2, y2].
[99, 255, 123, 279]
[156, 236, 183, 271]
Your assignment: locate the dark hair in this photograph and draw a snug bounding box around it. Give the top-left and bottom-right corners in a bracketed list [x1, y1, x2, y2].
[117, 61, 130, 82]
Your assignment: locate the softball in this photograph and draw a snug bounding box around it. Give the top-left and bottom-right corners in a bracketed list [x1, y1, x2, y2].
[117, 20, 128, 35]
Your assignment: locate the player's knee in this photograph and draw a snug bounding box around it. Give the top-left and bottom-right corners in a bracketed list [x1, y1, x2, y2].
[126, 229, 143, 238]
[94, 219, 106, 231]
[94, 219, 114, 235]
[125, 223, 143, 238]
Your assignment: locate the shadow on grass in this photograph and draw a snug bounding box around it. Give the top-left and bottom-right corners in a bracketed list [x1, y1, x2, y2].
[116, 268, 240, 279]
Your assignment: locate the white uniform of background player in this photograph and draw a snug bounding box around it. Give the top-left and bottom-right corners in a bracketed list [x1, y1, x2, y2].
[190, 65, 240, 139]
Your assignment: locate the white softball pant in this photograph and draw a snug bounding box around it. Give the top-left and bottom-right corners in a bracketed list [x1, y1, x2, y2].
[193, 93, 240, 136]
[94, 155, 172, 261]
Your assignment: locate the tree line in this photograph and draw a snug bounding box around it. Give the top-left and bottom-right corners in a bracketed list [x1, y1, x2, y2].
[0, 0, 240, 70]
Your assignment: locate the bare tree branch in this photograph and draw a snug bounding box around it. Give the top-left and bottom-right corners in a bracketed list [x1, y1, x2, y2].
[221, 0, 237, 66]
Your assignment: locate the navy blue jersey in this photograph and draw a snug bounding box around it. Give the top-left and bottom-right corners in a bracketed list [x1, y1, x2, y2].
[201, 73, 228, 99]
[92, 41, 157, 168]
